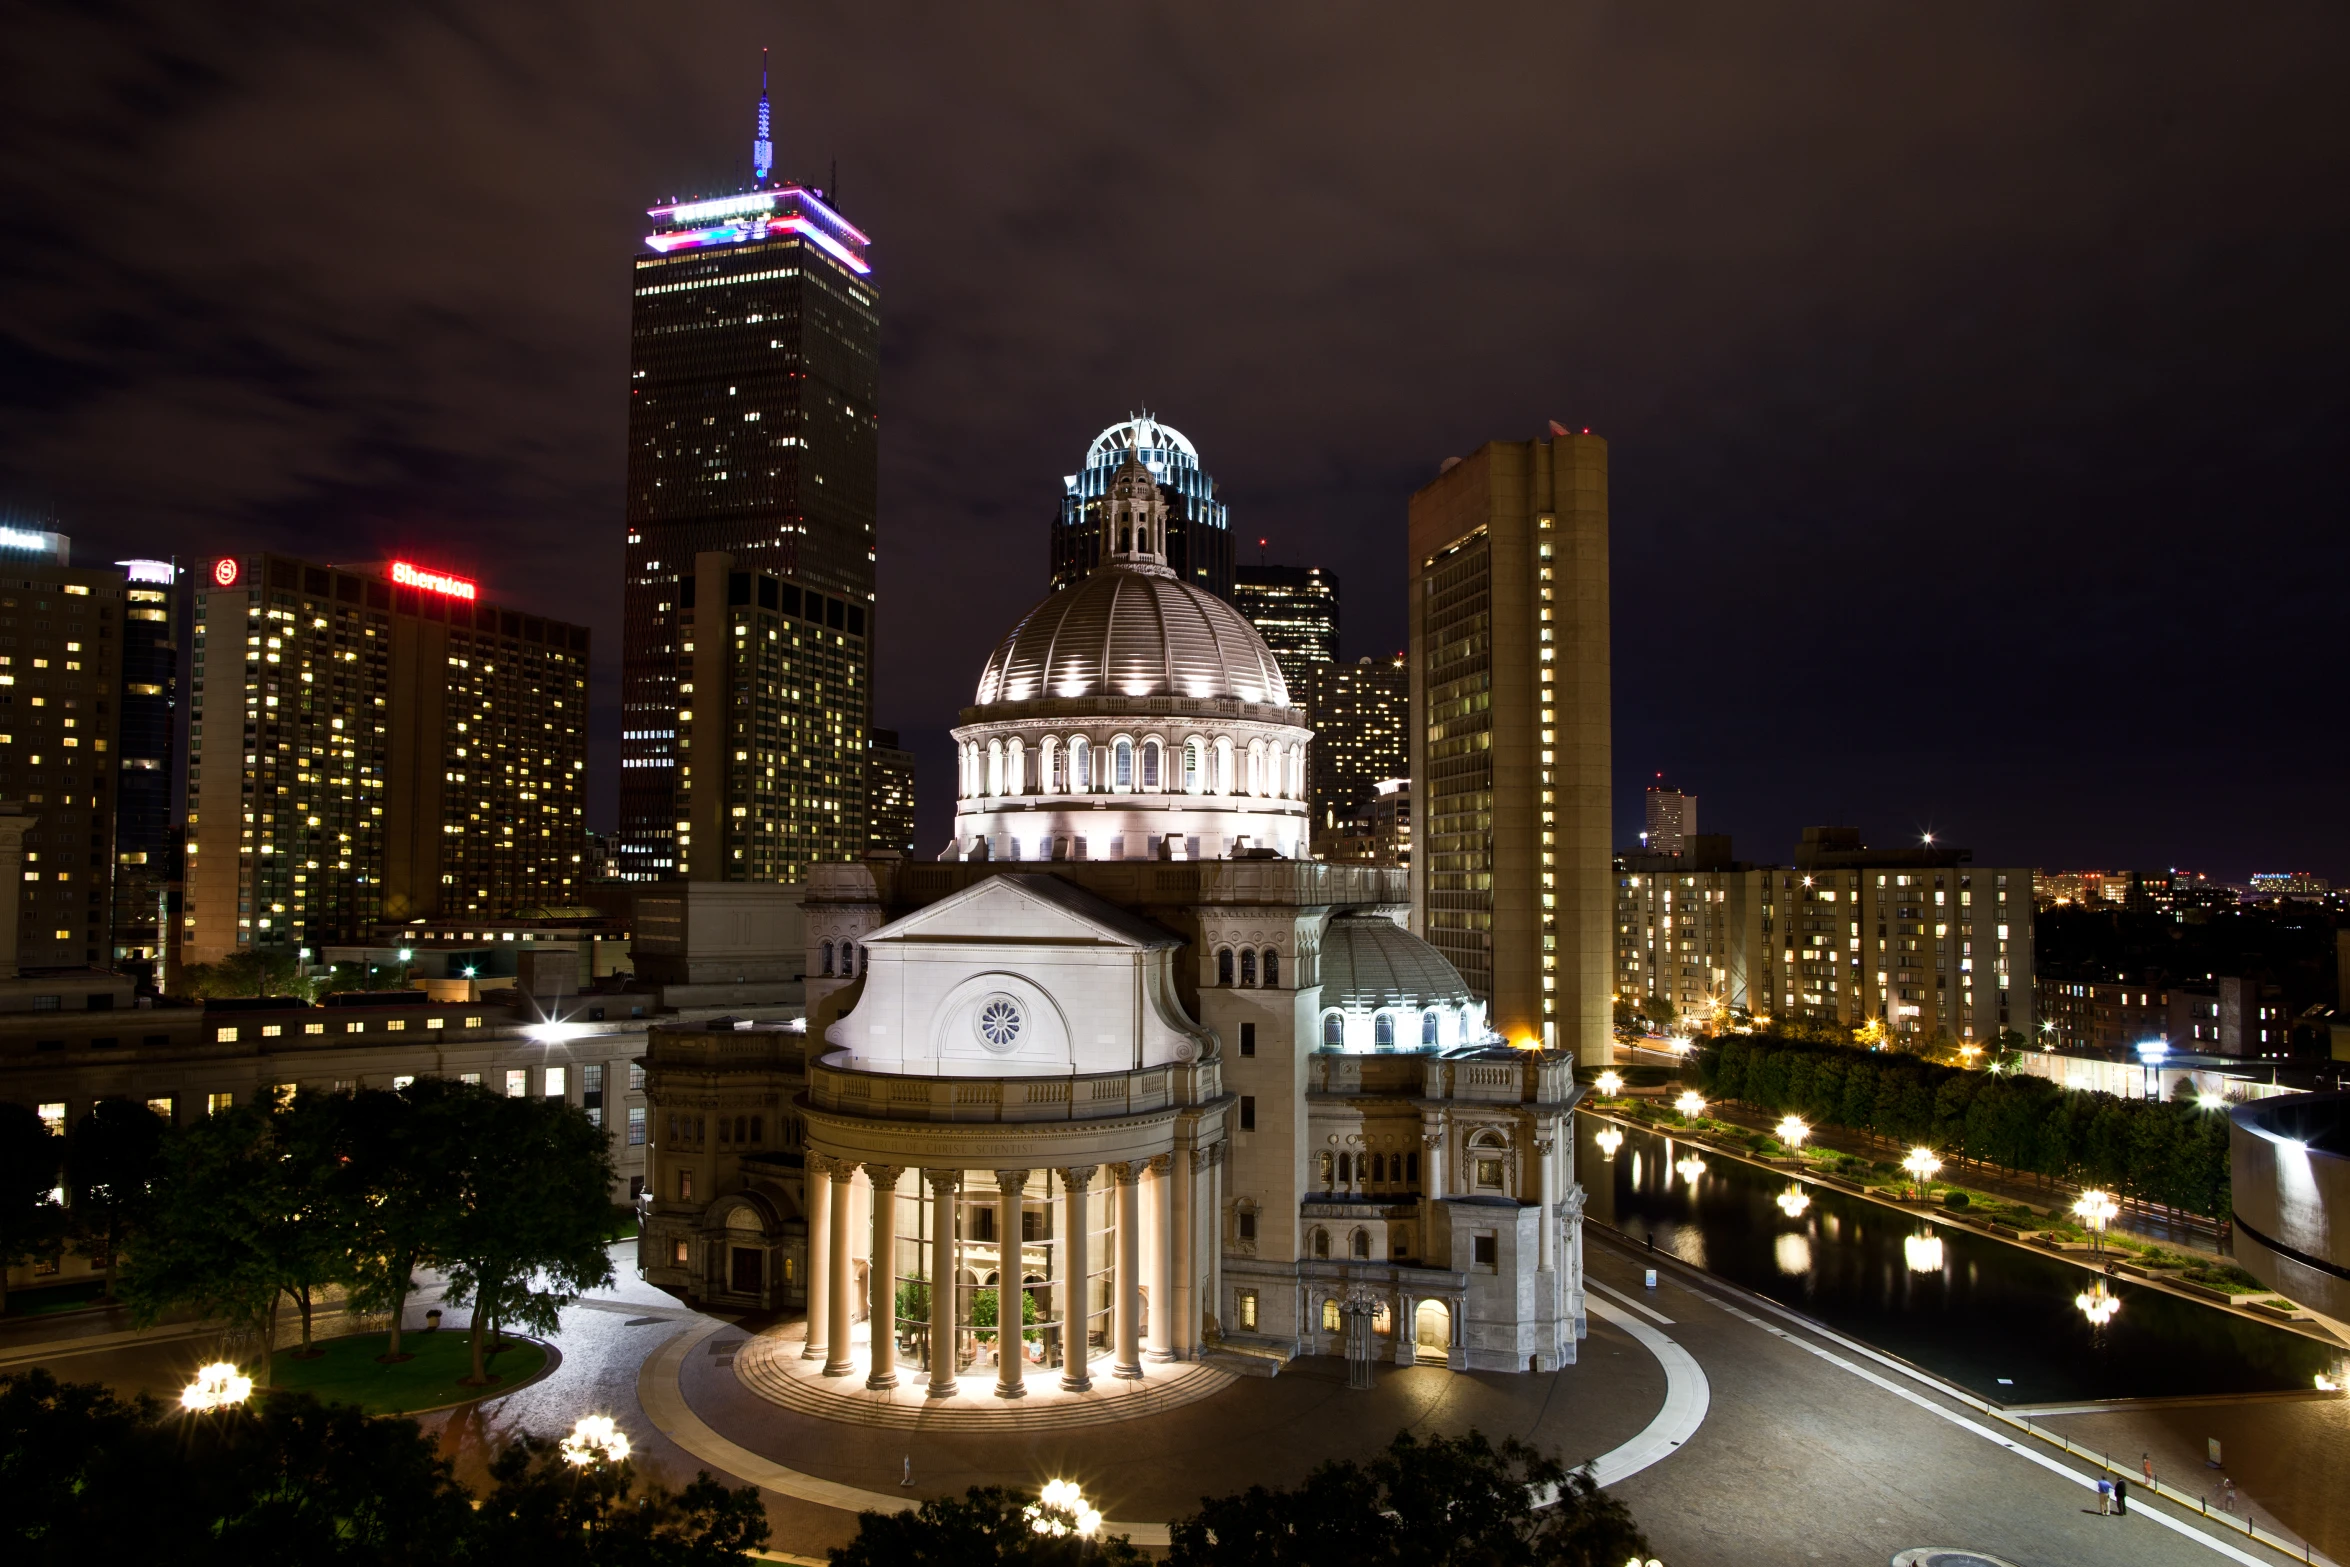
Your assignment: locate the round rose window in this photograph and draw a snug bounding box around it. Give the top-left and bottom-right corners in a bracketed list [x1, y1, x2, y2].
[975, 995, 1024, 1052]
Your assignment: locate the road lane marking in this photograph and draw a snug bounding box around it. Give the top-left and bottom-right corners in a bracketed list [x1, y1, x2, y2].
[1587, 1276, 1675, 1325]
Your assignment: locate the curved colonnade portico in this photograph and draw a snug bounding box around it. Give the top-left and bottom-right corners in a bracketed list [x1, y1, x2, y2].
[795, 1051, 1226, 1399]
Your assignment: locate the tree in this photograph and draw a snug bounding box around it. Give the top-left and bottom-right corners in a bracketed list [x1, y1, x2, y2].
[0, 1103, 65, 1316]
[437, 1087, 620, 1384]
[335, 1082, 466, 1361]
[120, 1095, 354, 1366]
[1163, 1429, 1649, 1567]
[64, 1099, 166, 1299]
[471, 1433, 771, 1566]
[0, 1369, 473, 1566]
[832, 1486, 1147, 1567]
[1639, 993, 1675, 1034]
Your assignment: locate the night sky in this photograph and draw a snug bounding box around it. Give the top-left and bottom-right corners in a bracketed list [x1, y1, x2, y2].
[4, 4, 2344, 878]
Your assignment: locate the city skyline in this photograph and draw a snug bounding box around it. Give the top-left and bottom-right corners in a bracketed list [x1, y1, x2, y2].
[1, 10, 2342, 879]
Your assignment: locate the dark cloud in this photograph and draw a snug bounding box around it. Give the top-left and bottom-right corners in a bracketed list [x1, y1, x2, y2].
[3, 2, 2344, 874]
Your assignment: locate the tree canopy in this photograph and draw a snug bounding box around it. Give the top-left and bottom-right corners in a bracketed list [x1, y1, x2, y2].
[64, 1098, 166, 1298]
[0, 1101, 65, 1314]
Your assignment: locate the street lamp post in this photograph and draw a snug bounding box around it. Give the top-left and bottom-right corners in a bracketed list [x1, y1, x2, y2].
[1775, 1115, 1809, 1153]
[1900, 1146, 1941, 1202]
[2073, 1188, 2119, 1252]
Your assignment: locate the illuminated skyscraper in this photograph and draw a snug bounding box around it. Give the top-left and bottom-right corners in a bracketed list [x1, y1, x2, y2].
[1303, 652, 1406, 847]
[1408, 431, 1611, 1063]
[111, 558, 181, 986]
[1050, 415, 1232, 600]
[619, 70, 878, 880]
[865, 727, 915, 856]
[1232, 563, 1339, 679]
[183, 555, 587, 966]
[1644, 784, 1696, 856]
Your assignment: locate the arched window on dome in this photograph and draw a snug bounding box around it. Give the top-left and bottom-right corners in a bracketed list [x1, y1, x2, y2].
[820, 941, 834, 977]
[1183, 738, 1203, 793]
[1240, 949, 1256, 986]
[1322, 1013, 1344, 1050]
[1213, 737, 1235, 795]
[1114, 738, 1133, 791]
[1262, 949, 1279, 987]
[1068, 736, 1090, 792]
[1247, 739, 1266, 797]
[1422, 1010, 1440, 1047]
[1006, 737, 1026, 794]
[1216, 948, 1233, 986]
[987, 738, 1004, 797]
[1040, 736, 1060, 792]
[1289, 744, 1305, 799]
[1141, 739, 1161, 791]
[1374, 1013, 1396, 1051]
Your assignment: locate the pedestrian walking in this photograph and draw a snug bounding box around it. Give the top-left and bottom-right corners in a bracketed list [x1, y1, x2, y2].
[2114, 1477, 2129, 1516]
[2097, 1479, 2113, 1515]
[900, 1455, 913, 1488]
[2221, 1477, 2237, 1513]
[2142, 1452, 2154, 1485]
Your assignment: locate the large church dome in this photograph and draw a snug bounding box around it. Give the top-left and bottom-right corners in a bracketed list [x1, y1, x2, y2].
[974, 568, 1292, 710]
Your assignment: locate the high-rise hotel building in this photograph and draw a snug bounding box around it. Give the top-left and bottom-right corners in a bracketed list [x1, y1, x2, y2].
[110, 558, 182, 984]
[1051, 415, 1233, 600]
[1407, 432, 1612, 1064]
[619, 82, 878, 880]
[0, 527, 126, 970]
[1303, 652, 1407, 846]
[182, 555, 587, 965]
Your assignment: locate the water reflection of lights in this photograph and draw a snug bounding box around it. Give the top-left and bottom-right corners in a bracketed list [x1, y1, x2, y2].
[1775, 1232, 1812, 1275]
[1904, 1232, 1945, 1273]
[1776, 1185, 1812, 1218]
[2076, 1281, 2121, 1327]
[1674, 1154, 1707, 1185]
[1595, 1126, 1624, 1159]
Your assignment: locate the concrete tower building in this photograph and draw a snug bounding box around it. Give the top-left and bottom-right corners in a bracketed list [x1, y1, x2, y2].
[1644, 785, 1696, 857]
[1407, 431, 1611, 1064]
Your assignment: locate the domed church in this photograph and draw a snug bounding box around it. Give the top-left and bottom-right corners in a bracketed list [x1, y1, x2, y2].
[640, 450, 1588, 1387]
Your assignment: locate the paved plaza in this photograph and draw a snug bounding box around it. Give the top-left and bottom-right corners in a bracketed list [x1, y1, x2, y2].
[5, 1235, 2343, 1565]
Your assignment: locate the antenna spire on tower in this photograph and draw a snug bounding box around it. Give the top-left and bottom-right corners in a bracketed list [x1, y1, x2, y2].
[752, 48, 774, 184]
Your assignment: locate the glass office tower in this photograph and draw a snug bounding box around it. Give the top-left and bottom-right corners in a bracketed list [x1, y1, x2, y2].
[619, 87, 879, 881]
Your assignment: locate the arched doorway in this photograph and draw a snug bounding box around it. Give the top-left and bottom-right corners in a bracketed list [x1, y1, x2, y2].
[1414, 1299, 1451, 1362]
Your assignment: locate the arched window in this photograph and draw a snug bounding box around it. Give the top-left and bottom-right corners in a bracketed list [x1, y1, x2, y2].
[1351, 1229, 1370, 1259]
[986, 738, 1004, 797]
[1183, 738, 1202, 792]
[1322, 1013, 1344, 1049]
[1262, 950, 1279, 987]
[1313, 1229, 1330, 1259]
[1040, 736, 1059, 792]
[1322, 1297, 1340, 1331]
[1216, 948, 1234, 986]
[1336, 1152, 1351, 1184]
[1141, 740, 1161, 791]
[1370, 1153, 1385, 1183]
[1374, 1013, 1395, 1050]
[1114, 738, 1133, 791]
[840, 943, 855, 978]
[1006, 737, 1026, 793]
[1240, 949, 1256, 986]
[1069, 736, 1089, 792]
[1422, 1010, 1440, 1047]
[820, 941, 834, 977]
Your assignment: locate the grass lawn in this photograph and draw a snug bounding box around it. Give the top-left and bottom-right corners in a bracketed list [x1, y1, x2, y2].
[268, 1329, 546, 1414]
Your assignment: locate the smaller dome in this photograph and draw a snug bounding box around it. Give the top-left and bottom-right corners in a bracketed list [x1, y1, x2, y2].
[1319, 913, 1473, 1013]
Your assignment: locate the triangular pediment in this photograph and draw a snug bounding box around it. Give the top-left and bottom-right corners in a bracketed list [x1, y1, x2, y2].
[863, 872, 1181, 951]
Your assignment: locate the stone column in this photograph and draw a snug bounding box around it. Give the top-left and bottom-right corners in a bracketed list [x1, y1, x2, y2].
[822, 1165, 856, 1377]
[924, 1169, 959, 1398]
[1060, 1165, 1097, 1391]
[1423, 1120, 1447, 1200]
[802, 1156, 834, 1361]
[864, 1165, 903, 1390]
[1111, 1162, 1144, 1378]
[1206, 1144, 1224, 1339]
[1145, 1154, 1175, 1361]
[1394, 1293, 1417, 1366]
[1169, 1148, 1197, 1359]
[1535, 1134, 1556, 1273]
[994, 1170, 1030, 1399]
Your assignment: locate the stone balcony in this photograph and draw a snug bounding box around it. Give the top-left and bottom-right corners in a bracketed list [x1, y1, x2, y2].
[1308, 1047, 1580, 1108]
[806, 1053, 1224, 1125]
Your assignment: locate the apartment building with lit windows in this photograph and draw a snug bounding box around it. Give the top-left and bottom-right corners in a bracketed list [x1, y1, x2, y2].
[676, 550, 869, 880]
[1233, 563, 1339, 679]
[183, 554, 588, 967]
[1303, 653, 1407, 851]
[1406, 431, 1612, 1064]
[865, 727, 915, 856]
[0, 545, 126, 971]
[1614, 849, 1769, 1023]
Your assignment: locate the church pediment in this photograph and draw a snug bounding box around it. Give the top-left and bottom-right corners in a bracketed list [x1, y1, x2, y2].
[862, 872, 1181, 953]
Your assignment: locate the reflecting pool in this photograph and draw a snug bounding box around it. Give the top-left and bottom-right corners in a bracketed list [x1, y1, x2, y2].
[1579, 1113, 2340, 1403]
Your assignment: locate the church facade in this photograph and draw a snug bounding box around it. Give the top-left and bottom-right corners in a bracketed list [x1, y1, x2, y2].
[638, 451, 1588, 1387]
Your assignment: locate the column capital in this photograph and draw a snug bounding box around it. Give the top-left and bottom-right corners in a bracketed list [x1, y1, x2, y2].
[863, 1162, 905, 1187]
[993, 1168, 1032, 1189]
[1060, 1164, 1099, 1190]
[806, 1152, 842, 1179]
[922, 1167, 961, 1196]
[1145, 1153, 1172, 1176]
[1109, 1161, 1144, 1186]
